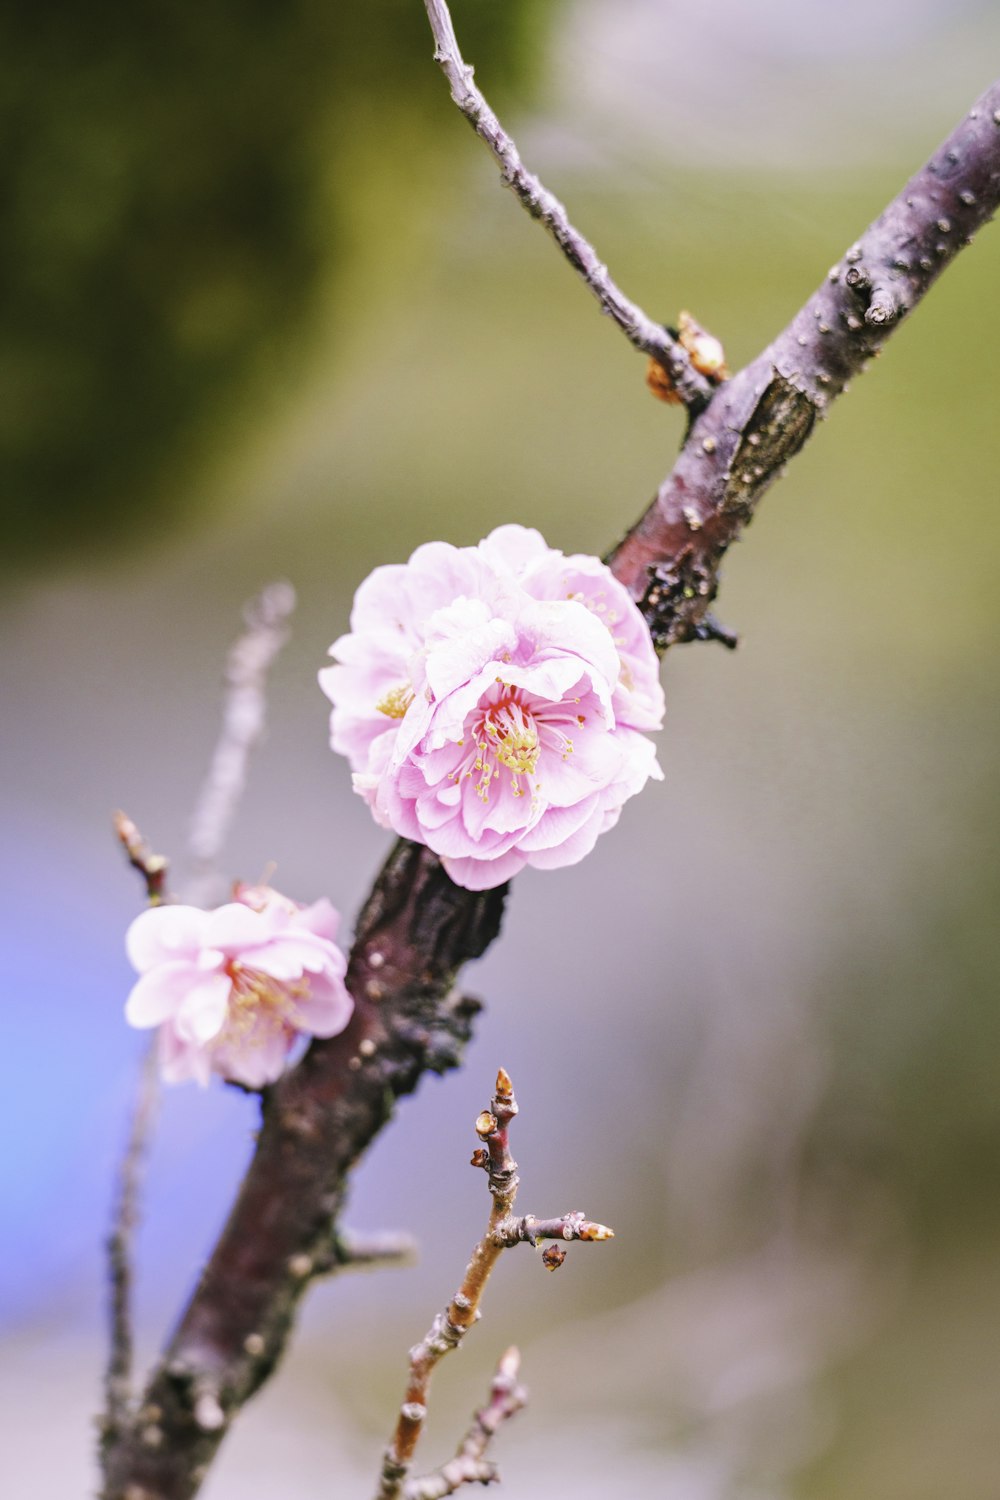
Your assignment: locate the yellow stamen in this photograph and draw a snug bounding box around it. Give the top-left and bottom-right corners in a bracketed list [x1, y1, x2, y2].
[484, 700, 539, 777]
[376, 683, 415, 719]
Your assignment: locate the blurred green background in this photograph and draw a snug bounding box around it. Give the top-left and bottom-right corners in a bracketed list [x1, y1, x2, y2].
[3, 2, 1000, 1498]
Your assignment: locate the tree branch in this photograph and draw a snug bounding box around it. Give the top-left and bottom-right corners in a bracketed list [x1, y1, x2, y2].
[102, 815, 172, 1464]
[315, 1227, 419, 1276]
[608, 84, 1000, 647]
[421, 0, 713, 412]
[102, 52, 1000, 1500]
[101, 1039, 161, 1465]
[114, 812, 169, 906]
[375, 1069, 610, 1500]
[403, 1346, 527, 1500]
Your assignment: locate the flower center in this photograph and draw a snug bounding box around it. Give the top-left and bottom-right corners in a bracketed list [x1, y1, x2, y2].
[447, 687, 584, 803]
[483, 698, 539, 777]
[220, 962, 306, 1047]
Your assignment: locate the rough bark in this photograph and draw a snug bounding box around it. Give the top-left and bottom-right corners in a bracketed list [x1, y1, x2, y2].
[610, 86, 1000, 645]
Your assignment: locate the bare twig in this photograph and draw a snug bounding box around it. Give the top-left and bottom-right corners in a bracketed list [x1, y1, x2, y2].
[102, 586, 293, 1488]
[104, 817, 169, 1464]
[315, 1227, 419, 1275]
[113, 810, 169, 905]
[375, 1069, 612, 1500]
[102, 1041, 160, 1458]
[421, 0, 713, 412]
[186, 580, 296, 905]
[405, 1347, 527, 1500]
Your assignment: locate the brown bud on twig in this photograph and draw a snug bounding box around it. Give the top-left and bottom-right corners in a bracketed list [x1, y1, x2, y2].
[647, 310, 730, 405]
[575, 1221, 614, 1242]
[470, 1148, 489, 1170]
[678, 310, 730, 380]
[495, 1066, 513, 1101]
[475, 1111, 498, 1139]
[541, 1245, 567, 1272]
[114, 811, 169, 905]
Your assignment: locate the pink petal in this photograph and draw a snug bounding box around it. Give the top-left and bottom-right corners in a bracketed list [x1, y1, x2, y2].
[442, 845, 527, 890]
[478, 523, 548, 575]
[125, 960, 206, 1029]
[126, 905, 211, 973]
[517, 795, 600, 854]
[290, 974, 355, 1038]
[524, 805, 606, 870]
[249, 933, 343, 982]
[216, 1021, 291, 1088]
[173, 972, 232, 1045]
[294, 898, 340, 943]
[158, 1026, 210, 1088]
[203, 902, 267, 953]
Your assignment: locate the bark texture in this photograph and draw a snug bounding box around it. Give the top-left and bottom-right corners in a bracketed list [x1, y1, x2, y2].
[610, 86, 1000, 644]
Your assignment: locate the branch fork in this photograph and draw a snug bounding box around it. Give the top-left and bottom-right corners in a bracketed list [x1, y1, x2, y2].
[375, 1069, 613, 1500]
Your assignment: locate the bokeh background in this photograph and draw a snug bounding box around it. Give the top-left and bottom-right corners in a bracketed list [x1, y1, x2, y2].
[3, 2, 1000, 1496]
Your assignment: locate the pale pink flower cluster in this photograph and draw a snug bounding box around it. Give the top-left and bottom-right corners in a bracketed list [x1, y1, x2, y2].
[320, 525, 664, 890]
[124, 885, 353, 1087]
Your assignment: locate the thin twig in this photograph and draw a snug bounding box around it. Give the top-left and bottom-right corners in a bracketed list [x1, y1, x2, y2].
[186, 579, 296, 905]
[404, 1347, 527, 1500]
[102, 587, 293, 1481]
[315, 1227, 419, 1275]
[113, 811, 169, 905]
[102, 1037, 160, 1459]
[421, 0, 713, 412]
[375, 1069, 612, 1500]
[104, 816, 170, 1461]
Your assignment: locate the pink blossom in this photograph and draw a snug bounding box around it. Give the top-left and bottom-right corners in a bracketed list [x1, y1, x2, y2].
[124, 885, 354, 1087]
[320, 525, 663, 890]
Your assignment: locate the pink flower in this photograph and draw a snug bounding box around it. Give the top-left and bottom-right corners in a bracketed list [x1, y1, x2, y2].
[124, 886, 354, 1087]
[320, 525, 663, 890]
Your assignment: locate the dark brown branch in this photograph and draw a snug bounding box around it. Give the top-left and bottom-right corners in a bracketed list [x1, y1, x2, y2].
[103, 71, 1000, 1500]
[376, 1070, 610, 1500]
[421, 0, 712, 411]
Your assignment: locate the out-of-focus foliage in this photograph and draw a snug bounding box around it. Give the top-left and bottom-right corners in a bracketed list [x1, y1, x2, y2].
[0, 0, 545, 567]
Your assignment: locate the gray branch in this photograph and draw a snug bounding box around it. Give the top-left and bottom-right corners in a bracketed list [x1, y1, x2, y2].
[186, 580, 296, 905]
[101, 1040, 160, 1462]
[421, 0, 712, 411]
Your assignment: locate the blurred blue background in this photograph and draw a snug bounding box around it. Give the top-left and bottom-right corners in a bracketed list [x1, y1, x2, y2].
[3, 3, 1000, 1497]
